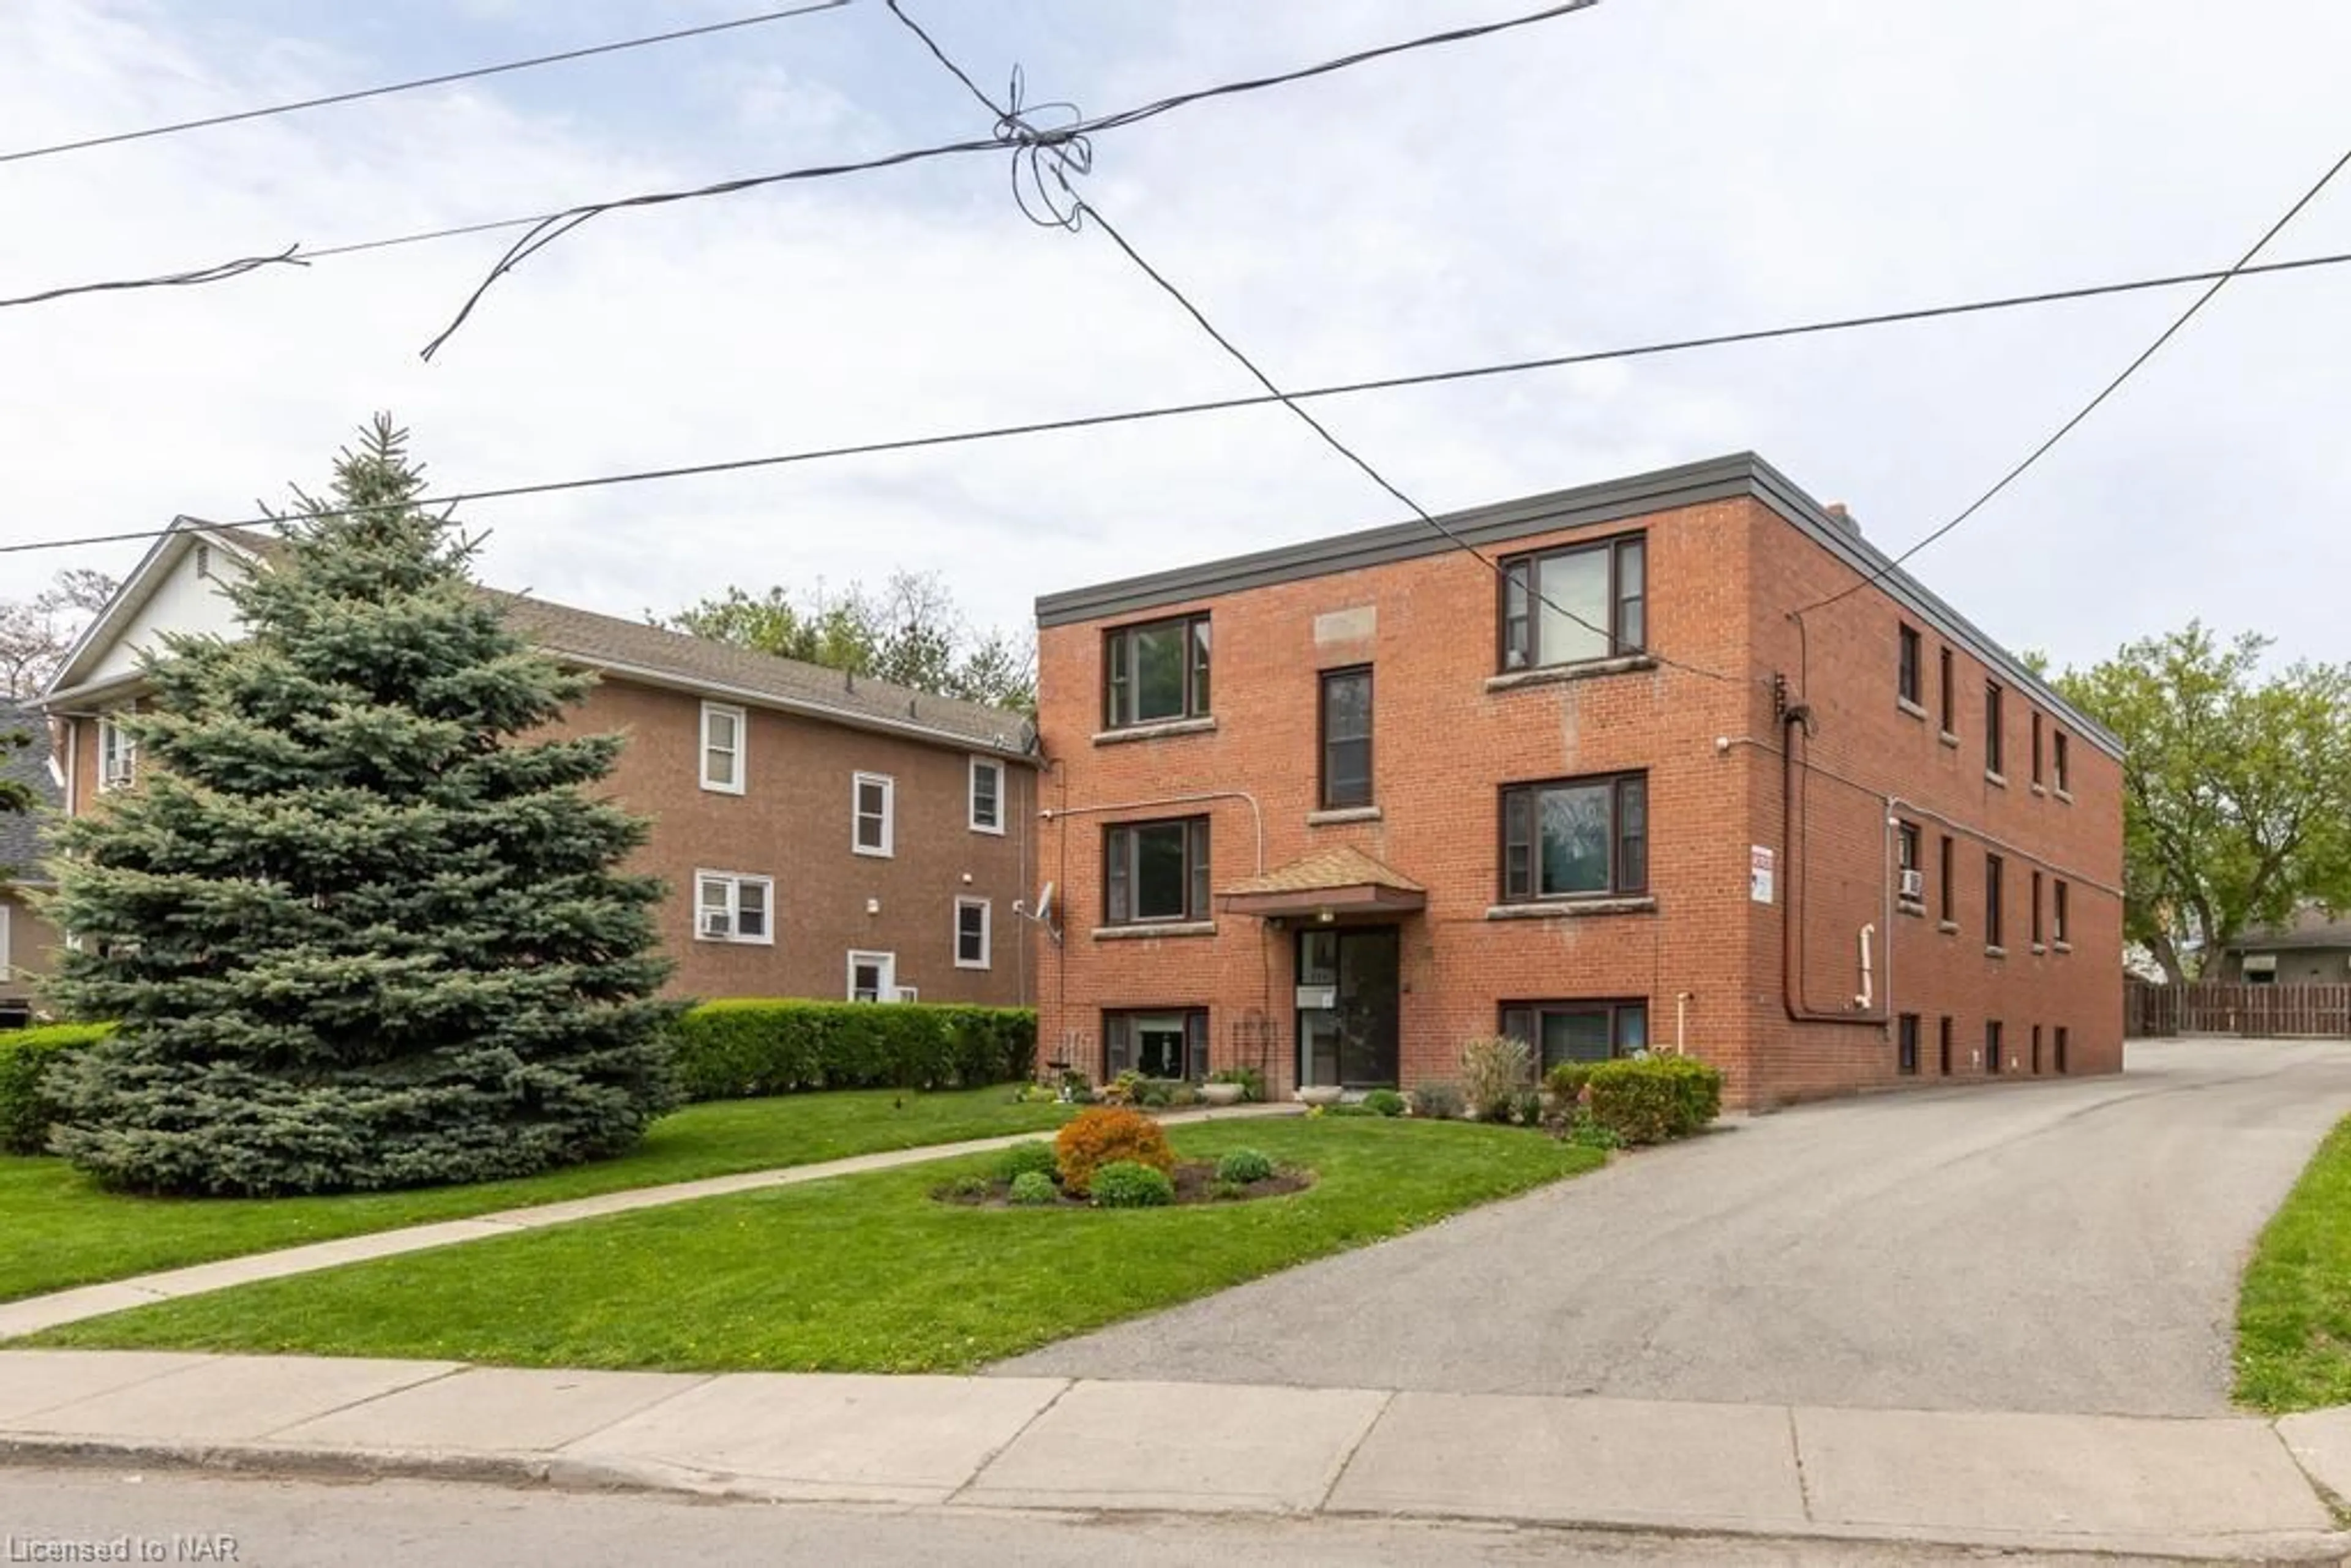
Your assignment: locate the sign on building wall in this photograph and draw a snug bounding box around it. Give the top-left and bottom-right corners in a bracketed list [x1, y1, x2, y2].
[1750, 846, 1775, 904]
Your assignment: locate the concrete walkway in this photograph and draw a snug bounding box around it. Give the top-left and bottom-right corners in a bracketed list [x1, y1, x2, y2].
[0, 1103, 1299, 1340]
[2, 1351, 2347, 1559]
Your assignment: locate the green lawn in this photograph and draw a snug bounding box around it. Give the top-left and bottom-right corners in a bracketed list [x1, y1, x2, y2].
[2238, 1114, 2351, 1412]
[2, 1086, 1067, 1305]
[26, 1119, 1603, 1373]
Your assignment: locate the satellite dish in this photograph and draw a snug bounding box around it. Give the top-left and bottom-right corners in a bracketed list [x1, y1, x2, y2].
[1035, 880, 1057, 927]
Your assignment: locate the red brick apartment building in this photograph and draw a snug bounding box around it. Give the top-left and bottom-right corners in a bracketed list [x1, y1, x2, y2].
[34, 521, 1038, 1009]
[1032, 454, 2122, 1108]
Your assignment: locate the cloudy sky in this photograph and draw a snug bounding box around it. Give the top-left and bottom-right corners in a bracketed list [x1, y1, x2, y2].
[4, 0, 2347, 674]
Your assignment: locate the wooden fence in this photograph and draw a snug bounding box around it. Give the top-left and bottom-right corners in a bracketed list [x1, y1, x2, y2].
[2127, 981, 2351, 1039]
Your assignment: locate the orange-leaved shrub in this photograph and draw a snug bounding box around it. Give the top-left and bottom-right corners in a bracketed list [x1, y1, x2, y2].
[1054, 1106, 1174, 1196]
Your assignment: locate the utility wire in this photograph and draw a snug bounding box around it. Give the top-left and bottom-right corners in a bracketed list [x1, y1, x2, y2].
[8, 244, 2351, 554]
[0, 244, 304, 309]
[419, 0, 1606, 356]
[1798, 144, 2351, 614]
[0, 0, 850, 166]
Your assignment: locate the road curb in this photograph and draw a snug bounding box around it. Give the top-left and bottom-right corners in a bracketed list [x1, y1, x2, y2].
[9, 1431, 2350, 1562]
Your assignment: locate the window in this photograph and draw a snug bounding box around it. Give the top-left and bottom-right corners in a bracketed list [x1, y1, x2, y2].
[1897, 625, 1922, 706]
[1105, 817, 1211, 925]
[1938, 647, 1955, 735]
[1898, 1013, 1920, 1076]
[1987, 1019, 2004, 1075]
[2030, 711, 2044, 786]
[954, 897, 991, 969]
[1501, 1000, 1649, 1068]
[96, 715, 136, 791]
[1985, 853, 2004, 948]
[2054, 730, 2071, 794]
[2030, 869, 2044, 946]
[847, 950, 897, 1002]
[852, 772, 894, 857]
[1501, 774, 1647, 902]
[2055, 1025, 2069, 1074]
[969, 756, 1005, 835]
[1319, 666, 1373, 809]
[1104, 1008, 1207, 1080]
[694, 871, 773, 944]
[1939, 834, 1955, 923]
[2054, 879, 2069, 944]
[699, 702, 745, 794]
[1938, 1016, 1953, 1076]
[1985, 681, 2005, 776]
[2031, 1024, 2042, 1075]
[1501, 535, 1645, 670]
[1104, 613, 1210, 728]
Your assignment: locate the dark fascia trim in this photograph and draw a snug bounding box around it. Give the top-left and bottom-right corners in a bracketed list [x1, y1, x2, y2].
[1033, 451, 2121, 759]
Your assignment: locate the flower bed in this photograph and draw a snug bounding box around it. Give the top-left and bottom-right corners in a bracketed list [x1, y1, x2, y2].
[934, 1158, 1314, 1208]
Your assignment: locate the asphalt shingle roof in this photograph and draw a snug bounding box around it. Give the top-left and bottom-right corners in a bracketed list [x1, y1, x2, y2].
[1222, 844, 1425, 898]
[2232, 908, 2351, 953]
[0, 697, 61, 882]
[209, 525, 1032, 756]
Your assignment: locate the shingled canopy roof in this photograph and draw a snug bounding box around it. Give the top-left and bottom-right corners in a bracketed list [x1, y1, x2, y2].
[1220, 844, 1426, 918]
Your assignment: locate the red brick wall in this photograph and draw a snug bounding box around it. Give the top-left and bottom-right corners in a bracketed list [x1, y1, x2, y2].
[59, 685, 1036, 1008]
[1036, 493, 2122, 1107]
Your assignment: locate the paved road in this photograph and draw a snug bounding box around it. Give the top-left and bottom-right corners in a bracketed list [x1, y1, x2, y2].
[1000, 1040, 2351, 1415]
[0, 1466, 2166, 1567]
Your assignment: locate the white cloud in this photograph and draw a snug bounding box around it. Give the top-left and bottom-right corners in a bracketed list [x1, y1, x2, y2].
[2, 0, 2349, 676]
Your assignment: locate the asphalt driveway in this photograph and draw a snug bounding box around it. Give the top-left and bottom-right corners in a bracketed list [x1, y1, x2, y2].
[997, 1040, 2351, 1415]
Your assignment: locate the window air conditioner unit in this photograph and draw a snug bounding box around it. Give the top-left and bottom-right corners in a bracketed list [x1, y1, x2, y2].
[1898, 868, 1924, 902]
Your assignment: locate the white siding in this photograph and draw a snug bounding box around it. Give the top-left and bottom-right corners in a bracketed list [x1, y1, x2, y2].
[87, 546, 245, 684]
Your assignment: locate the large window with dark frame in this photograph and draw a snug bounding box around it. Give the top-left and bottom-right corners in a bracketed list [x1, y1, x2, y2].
[1897, 624, 1922, 707]
[1938, 647, 1955, 735]
[1103, 1008, 1207, 1081]
[1501, 534, 1645, 670]
[1500, 1000, 1649, 1068]
[1939, 833, 1955, 923]
[1985, 681, 2006, 775]
[1104, 613, 1210, 729]
[1319, 666, 1373, 809]
[2054, 879, 2070, 944]
[1985, 852, 2005, 948]
[1104, 817, 1212, 926]
[2054, 730, 2071, 793]
[2031, 869, 2045, 946]
[2030, 711, 2044, 786]
[1501, 773, 1647, 902]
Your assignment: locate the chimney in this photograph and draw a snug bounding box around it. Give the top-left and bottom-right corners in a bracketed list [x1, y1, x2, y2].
[1824, 501, 1861, 535]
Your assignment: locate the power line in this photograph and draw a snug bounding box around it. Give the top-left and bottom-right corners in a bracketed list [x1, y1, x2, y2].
[419, 0, 1608, 356]
[0, 1, 850, 166]
[1798, 144, 2351, 615]
[7, 244, 2351, 554]
[874, 0, 1752, 688]
[0, 244, 304, 309]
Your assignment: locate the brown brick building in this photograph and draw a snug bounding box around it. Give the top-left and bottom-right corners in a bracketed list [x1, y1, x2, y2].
[37, 522, 1038, 1008]
[1032, 454, 2123, 1109]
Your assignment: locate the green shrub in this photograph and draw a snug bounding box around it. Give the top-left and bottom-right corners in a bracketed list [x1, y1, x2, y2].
[1216, 1147, 1275, 1184]
[1459, 1035, 1534, 1122]
[1410, 1079, 1466, 1120]
[1543, 1062, 1595, 1102]
[1510, 1089, 1545, 1127]
[1209, 1066, 1266, 1103]
[0, 1024, 113, 1156]
[1090, 1160, 1175, 1208]
[992, 1140, 1059, 1185]
[940, 1172, 991, 1200]
[1362, 1088, 1407, 1118]
[1324, 1103, 1377, 1117]
[1569, 1113, 1624, 1150]
[1007, 1170, 1059, 1206]
[669, 1000, 1037, 1101]
[1585, 1056, 1725, 1146]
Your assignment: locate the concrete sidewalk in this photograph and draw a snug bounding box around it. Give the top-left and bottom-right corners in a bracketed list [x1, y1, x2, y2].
[0, 1103, 1299, 1340]
[1, 1351, 2347, 1559]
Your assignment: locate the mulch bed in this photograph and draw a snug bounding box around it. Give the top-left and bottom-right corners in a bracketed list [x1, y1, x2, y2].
[935, 1159, 1314, 1209]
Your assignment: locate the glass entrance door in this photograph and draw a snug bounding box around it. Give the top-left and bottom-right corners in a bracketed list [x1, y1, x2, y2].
[1296, 927, 1400, 1089]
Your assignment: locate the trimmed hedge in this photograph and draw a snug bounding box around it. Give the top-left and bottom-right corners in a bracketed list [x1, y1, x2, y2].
[670, 1000, 1037, 1101]
[0, 1024, 113, 1156]
[1585, 1056, 1724, 1146]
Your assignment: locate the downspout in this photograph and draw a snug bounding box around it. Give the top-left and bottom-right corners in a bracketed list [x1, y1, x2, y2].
[1779, 710, 1888, 1029]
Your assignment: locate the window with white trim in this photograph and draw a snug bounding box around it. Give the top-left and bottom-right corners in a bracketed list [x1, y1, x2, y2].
[954, 896, 991, 969]
[853, 773, 894, 857]
[694, 871, 773, 943]
[849, 950, 896, 1002]
[96, 715, 137, 792]
[969, 756, 1005, 834]
[700, 702, 745, 794]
